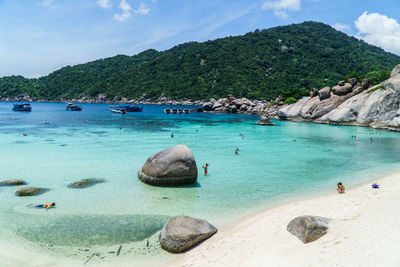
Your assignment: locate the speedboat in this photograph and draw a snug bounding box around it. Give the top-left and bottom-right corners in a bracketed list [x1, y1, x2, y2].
[66, 103, 82, 111]
[111, 109, 126, 114]
[12, 103, 31, 111]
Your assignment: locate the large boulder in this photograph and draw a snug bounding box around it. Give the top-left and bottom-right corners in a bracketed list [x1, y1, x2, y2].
[348, 77, 357, 86]
[256, 116, 276, 126]
[212, 102, 222, 110]
[16, 186, 43, 196]
[138, 145, 198, 186]
[390, 64, 400, 77]
[160, 216, 217, 253]
[332, 83, 353, 96]
[318, 87, 331, 100]
[0, 179, 26, 186]
[287, 215, 330, 243]
[203, 102, 213, 111]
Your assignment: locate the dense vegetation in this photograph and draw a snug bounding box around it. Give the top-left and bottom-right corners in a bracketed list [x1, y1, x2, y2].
[0, 21, 399, 101]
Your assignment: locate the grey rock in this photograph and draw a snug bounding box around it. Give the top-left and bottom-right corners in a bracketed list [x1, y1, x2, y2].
[332, 83, 353, 96]
[338, 80, 345, 86]
[203, 102, 213, 111]
[68, 179, 105, 189]
[138, 145, 198, 186]
[287, 215, 330, 243]
[16, 186, 43, 196]
[228, 105, 237, 113]
[348, 77, 357, 86]
[256, 116, 276, 126]
[390, 64, 400, 77]
[0, 179, 26, 186]
[310, 88, 319, 98]
[160, 216, 217, 253]
[318, 87, 331, 100]
[361, 78, 371, 90]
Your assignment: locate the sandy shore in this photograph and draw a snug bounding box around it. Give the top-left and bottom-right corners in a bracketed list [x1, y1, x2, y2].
[171, 173, 400, 267]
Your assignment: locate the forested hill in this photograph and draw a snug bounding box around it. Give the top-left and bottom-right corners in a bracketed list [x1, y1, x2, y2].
[1, 21, 399, 101]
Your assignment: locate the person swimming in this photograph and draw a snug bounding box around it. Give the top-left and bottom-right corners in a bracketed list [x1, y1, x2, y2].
[202, 163, 209, 175]
[170, 132, 174, 138]
[337, 182, 345, 194]
[27, 203, 56, 210]
[235, 148, 239, 155]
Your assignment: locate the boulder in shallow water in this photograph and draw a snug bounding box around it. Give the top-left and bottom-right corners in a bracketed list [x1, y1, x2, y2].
[256, 116, 276, 126]
[138, 145, 198, 186]
[16, 186, 43, 196]
[68, 178, 105, 189]
[287, 215, 330, 243]
[160, 215, 217, 253]
[0, 179, 26, 186]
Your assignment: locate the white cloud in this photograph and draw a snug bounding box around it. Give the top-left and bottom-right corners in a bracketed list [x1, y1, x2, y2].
[355, 11, 400, 55]
[114, 0, 132, 22]
[135, 3, 150, 15]
[97, 0, 112, 9]
[39, 0, 53, 6]
[332, 23, 351, 31]
[262, 0, 301, 19]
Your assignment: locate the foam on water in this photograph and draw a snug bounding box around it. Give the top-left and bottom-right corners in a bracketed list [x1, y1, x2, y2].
[1, 102, 400, 261]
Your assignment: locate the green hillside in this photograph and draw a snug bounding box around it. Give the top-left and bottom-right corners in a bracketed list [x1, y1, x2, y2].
[1, 21, 399, 101]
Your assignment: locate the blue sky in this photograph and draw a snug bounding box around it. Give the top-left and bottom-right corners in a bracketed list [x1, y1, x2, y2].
[1, 0, 400, 77]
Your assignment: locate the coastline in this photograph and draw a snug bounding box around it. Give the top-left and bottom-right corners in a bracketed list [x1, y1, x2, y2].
[171, 171, 400, 267]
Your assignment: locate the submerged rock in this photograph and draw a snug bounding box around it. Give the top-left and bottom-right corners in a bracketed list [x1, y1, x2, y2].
[16, 186, 43, 196]
[68, 179, 105, 189]
[138, 145, 198, 186]
[0, 179, 26, 186]
[160, 216, 217, 253]
[287, 215, 330, 243]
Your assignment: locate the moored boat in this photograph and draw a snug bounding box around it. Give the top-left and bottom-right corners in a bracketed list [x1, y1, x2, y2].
[111, 109, 126, 114]
[118, 104, 143, 112]
[12, 103, 32, 112]
[66, 103, 82, 111]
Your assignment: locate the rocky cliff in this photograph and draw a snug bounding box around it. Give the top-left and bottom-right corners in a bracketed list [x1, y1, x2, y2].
[272, 64, 400, 131]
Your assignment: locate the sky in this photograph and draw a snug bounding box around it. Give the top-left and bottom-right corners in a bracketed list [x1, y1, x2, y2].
[1, 0, 400, 78]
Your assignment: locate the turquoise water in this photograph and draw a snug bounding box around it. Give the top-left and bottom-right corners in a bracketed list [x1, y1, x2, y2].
[1, 102, 400, 261]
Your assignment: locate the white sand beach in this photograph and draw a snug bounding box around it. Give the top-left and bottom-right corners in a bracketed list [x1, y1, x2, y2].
[171, 173, 400, 267]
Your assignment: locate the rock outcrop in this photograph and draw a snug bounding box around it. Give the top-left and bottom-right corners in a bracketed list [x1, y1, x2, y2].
[271, 65, 400, 131]
[287, 215, 330, 243]
[0, 179, 26, 186]
[138, 145, 198, 186]
[16, 186, 43, 196]
[160, 216, 217, 253]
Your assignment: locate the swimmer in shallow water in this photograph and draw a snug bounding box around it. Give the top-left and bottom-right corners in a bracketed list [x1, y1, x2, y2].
[235, 148, 239, 155]
[27, 203, 56, 210]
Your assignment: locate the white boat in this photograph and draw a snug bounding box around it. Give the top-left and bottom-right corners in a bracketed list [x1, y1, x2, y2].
[111, 109, 126, 114]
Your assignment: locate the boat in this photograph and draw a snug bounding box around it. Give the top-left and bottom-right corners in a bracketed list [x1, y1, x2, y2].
[164, 108, 191, 114]
[118, 104, 143, 112]
[66, 103, 82, 111]
[12, 103, 32, 112]
[111, 109, 126, 114]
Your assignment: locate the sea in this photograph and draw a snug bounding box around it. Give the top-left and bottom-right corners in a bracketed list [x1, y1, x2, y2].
[0, 102, 400, 263]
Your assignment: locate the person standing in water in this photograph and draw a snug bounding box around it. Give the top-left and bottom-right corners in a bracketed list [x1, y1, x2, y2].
[202, 163, 209, 175]
[235, 148, 239, 155]
[170, 132, 174, 138]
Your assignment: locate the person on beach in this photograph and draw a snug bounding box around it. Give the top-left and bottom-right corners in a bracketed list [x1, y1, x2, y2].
[235, 148, 239, 155]
[202, 163, 209, 175]
[372, 182, 380, 189]
[27, 203, 56, 210]
[337, 182, 345, 194]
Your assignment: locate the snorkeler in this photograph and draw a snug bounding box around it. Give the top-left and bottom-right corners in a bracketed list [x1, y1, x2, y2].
[27, 203, 56, 210]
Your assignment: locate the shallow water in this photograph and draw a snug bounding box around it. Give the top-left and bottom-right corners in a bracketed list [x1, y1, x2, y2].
[0, 102, 400, 261]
